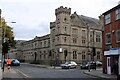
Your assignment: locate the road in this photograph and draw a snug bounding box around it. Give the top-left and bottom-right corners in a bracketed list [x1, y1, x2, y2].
[13, 64, 95, 78]
[3, 64, 107, 80]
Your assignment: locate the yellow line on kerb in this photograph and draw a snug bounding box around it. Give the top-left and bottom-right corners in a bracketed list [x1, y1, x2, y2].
[16, 69, 30, 78]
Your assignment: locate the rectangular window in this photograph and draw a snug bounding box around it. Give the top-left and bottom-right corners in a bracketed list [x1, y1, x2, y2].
[44, 41, 46, 47]
[116, 8, 120, 20]
[82, 30, 86, 44]
[116, 30, 120, 43]
[82, 39, 85, 44]
[72, 28, 78, 34]
[64, 27, 67, 32]
[40, 42, 42, 47]
[73, 38, 77, 44]
[97, 52, 100, 59]
[58, 27, 60, 34]
[105, 33, 111, 44]
[64, 37, 67, 43]
[48, 40, 50, 47]
[96, 34, 101, 42]
[82, 51, 86, 59]
[90, 31, 93, 42]
[73, 51, 77, 59]
[105, 14, 110, 24]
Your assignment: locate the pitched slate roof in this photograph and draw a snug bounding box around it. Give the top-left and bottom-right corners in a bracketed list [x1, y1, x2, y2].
[79, 15, 100, 27]
[71, 12, 101, 28]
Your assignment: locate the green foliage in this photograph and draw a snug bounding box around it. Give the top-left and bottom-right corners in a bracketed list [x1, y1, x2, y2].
[1, 18, 16, 48]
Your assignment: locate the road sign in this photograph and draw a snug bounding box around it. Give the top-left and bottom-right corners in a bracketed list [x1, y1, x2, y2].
[87, 51, 91, 55]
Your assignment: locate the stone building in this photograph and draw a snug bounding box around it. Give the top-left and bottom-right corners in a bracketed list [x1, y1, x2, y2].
[12, 6, 103, 65]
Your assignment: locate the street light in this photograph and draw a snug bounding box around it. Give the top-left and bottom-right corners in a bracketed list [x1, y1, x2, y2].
[2, 21, 16, 72]
[86, 23, 91, 72]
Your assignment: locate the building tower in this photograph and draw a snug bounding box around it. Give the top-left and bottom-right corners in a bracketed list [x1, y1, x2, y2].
[50, 6, 71, 62]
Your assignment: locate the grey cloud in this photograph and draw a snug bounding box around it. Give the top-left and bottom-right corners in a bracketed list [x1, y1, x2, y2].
[14, 21, 50, 40]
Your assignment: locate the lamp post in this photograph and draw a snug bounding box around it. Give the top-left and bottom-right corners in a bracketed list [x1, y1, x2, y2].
[86, 23, 91, 72]
[2, 21, 16, 72]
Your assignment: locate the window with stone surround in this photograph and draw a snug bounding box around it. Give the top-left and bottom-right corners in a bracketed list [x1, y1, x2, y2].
[40, 42, 42, 47]
[82, 51, 86, 59]
[73, 37, 77, 44]
[58, 27, 60, 34]
[105, 33, 111, 44]
[44, 41, 46, 47]
[73, 50, 77, 59]
[64, 27, 67, 32]
[116, 30, 120, 43]
[44, 55, 46, 59]
[64, 37, 67, 43]
[97, 51, 100, 59]
[57, 37, 59, 41]
[116, 8, 120, 20]
[105, 13, 111, 24]
[82, 30, 86, 44]
[48, 40, 50, 46]
[96, 33, 101, 42]
[72, 28, 78, 34]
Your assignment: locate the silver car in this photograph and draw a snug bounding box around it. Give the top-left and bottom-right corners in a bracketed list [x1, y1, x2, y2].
[60, 61, 77, 69]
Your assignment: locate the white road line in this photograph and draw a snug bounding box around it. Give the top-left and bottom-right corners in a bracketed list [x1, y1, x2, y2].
[16, 69, 30, 78]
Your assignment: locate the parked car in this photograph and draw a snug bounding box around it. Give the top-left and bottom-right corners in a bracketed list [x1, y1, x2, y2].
[95, 61, 102, 66]
[11, 59, 20, 66]
[80, 61, 96, 69]
[0, 60, 1, 63]
[60, 61, 77, 69]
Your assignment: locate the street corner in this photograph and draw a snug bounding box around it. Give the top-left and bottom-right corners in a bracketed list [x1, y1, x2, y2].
[2, 68, 22, 78]
[83, 69, 117, 79]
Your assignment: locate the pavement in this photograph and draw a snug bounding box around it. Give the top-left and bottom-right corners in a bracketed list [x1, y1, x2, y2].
[2, 67, 23, 79]
[0, 63, 118, 80]
[0, 68, 2, 80]
[83, 68, 117, 80]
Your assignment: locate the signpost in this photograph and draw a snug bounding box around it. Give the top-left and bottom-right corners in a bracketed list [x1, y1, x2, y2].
[87, 50, 91, 72]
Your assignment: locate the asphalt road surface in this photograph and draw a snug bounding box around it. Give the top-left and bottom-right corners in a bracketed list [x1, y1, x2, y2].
[3, 64, 109, 80]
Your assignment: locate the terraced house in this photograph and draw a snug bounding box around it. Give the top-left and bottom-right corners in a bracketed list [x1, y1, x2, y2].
[11, 6, 103, 65]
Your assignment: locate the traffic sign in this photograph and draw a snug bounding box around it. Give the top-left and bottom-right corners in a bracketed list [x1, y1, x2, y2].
[87, 51, 91, 55]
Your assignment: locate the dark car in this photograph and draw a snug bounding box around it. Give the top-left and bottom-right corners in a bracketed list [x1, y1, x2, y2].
[60, 61, 77, 69]
[11, 59, 20, 66]
[80, 61, 96, 69]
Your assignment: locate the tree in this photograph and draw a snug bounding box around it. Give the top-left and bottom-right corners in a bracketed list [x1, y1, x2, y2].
[1, 18, 16, 49]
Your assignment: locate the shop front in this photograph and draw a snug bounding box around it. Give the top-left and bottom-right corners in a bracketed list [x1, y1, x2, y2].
[104, 48, 120, 75]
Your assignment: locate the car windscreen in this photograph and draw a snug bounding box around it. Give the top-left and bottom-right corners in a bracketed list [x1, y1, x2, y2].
[12, 60, 20, 63]
[65, 62, 71, 64]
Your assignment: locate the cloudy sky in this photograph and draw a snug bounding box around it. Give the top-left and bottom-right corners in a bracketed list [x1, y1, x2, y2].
[0, 0, 119, 40]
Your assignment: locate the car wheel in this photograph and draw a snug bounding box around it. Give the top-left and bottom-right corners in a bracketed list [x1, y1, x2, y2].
[68, 66, 71, 69]
[61, 67, 64, 69]
[74, 66, 76, 69]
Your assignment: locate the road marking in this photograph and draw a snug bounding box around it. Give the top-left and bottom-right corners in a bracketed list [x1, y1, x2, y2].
[16, 69, 30, 78]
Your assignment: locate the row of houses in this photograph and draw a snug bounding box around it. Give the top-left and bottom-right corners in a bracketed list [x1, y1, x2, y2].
[9, 6, 103, 65]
